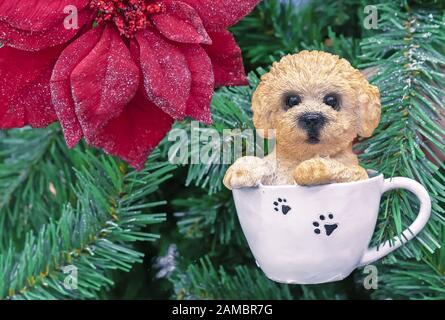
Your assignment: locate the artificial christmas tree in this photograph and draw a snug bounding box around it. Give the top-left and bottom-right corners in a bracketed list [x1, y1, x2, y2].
[0, 0, 444, 300]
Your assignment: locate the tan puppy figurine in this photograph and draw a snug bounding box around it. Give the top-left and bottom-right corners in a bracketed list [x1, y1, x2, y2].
[224, 50, 381, 188]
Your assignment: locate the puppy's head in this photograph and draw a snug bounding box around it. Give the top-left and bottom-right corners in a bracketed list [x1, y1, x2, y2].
[252, 50, 381, 157]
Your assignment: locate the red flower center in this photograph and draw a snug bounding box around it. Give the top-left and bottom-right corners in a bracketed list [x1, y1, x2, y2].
[90, 0, 166, 38]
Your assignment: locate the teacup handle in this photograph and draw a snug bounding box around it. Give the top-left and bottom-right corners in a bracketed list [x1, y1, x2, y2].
[358, 177, 431, 267]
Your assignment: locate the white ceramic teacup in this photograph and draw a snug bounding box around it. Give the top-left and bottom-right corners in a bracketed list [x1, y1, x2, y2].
[232, 171, 431, 284]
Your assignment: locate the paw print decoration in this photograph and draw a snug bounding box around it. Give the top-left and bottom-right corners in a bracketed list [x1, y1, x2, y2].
[273, 198, 291, 215]
[313, 213, 338, 236]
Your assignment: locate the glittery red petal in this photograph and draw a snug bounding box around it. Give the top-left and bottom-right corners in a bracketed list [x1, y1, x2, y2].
[89, 87, 174, 170]
[180, 45, 214, 124]
[151, 1, 211, 45]
[0, 0, 89, 31]
[203, 30, 248, 87]
[136, 29, 191, 119]
[178, 0, 260, 31]
[0, 0, 91, 51]
[51, 26, 105, 148]
[0, 45, 61, 128]
[70, 26, 140, 144]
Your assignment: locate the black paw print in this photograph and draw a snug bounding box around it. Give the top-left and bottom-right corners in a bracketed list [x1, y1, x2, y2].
[313, 213, 338, 236]
[273, 198, 291, 215]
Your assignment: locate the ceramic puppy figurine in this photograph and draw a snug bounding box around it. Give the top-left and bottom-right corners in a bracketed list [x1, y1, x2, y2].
[224, 50, 381, 188]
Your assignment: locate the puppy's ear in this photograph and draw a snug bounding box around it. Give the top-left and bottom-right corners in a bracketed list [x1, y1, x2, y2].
[252, 82, 274, 139]
[360, 66, 379, 80]
[356, 81, 381, 138]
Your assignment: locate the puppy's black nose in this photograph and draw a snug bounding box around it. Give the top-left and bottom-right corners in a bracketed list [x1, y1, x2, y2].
[298, 112, 327, 131]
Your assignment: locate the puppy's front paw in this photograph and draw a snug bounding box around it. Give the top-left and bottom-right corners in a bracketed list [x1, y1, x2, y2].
[224, 168, 260, 190]
[223, 157, 270, 190]
[294, 158, 333, 186]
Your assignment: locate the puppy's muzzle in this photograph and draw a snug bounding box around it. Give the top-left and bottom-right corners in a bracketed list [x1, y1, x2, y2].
[297, 112, 327, 144]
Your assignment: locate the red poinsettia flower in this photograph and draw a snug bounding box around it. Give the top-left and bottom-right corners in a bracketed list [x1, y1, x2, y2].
[0, 0, 259, 169]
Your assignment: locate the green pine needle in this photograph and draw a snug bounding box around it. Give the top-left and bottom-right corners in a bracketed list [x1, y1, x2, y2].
[0, 146, 175, 299]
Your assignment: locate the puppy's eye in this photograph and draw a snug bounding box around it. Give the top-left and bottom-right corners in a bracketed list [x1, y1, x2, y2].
[323, 94, 340, 110]
[285, 95, 302, 109]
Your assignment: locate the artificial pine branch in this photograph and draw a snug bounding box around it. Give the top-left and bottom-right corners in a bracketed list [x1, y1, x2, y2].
[171, 256, 348, 300]
[171, 256, 294, 300]
[232, 0, 375, 68]
[178, 71, 261, 195]
[168, 71, 265, 250]
[173, 192, 246, 247]
[0, 151, 174, 299]
[369, 228, 445, 299]
[359, 1, 445, 259]
[0, 126, 77, 248]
